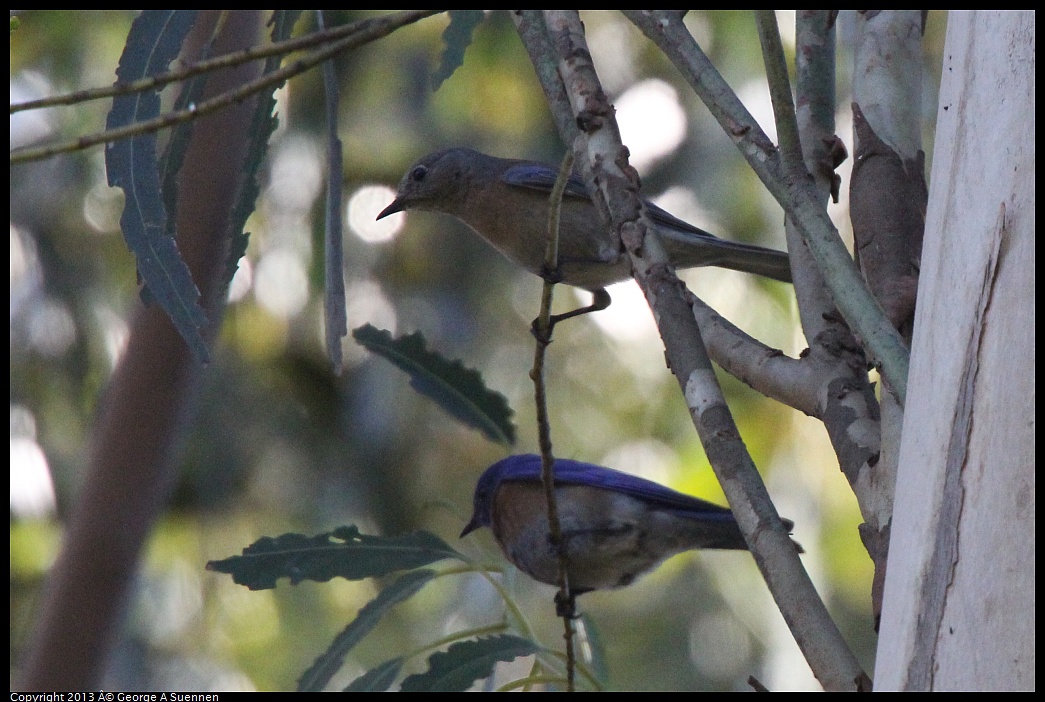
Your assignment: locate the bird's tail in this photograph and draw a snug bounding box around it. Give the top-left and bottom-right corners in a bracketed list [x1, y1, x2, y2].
[677, 513, 804, 553]
[713, 240, 793, 284]
[662, 231, 794, 284]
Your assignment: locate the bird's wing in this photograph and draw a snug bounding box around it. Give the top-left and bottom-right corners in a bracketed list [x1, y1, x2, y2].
[503, 164, 727, 240]
[497, 455, 735, 520]
[501, 164, 596, 202]
[500, 162, 792, 283]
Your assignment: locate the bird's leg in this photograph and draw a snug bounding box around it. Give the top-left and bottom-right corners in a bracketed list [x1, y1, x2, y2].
[550, 287, 611, 326]
[531, 288, 612, 341]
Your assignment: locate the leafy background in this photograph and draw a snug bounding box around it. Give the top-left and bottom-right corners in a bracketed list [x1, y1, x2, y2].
[10, 10, 946, 691]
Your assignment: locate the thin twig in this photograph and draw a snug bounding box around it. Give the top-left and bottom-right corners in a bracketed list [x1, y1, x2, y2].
[754, 11, 804, 172]
[530, 149, 577, 692]
[10, 10, 443, 114]
[10, 10, 441, 164]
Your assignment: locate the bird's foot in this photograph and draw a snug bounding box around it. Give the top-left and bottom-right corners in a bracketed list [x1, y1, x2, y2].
[529, 288, 612, 342]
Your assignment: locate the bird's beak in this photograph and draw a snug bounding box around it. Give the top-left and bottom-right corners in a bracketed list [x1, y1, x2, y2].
[460, 515, 482, 538]
[376, 198, 404, 220]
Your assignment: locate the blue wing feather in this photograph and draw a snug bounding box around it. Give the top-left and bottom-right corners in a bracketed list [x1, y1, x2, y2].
[493, 454, 735, 521]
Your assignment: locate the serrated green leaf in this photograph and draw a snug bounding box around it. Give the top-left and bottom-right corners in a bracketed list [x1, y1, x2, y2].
[217, 10, 301, 303]
[298, 569, 435, 692]
[105, 10, 210, 363]
[344, 658, 403, 692]
[157, 25, 207, 246]
[206, 525, 463, 590]
[352, 324, 516, 445]
[399, 635, 541, 692]
[431, 10, 485, 90]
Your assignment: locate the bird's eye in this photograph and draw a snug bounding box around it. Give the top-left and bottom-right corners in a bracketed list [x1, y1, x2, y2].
[410, 165, 428, 182]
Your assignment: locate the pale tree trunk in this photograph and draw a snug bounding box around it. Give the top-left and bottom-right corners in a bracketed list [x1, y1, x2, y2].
[875, 10, 1034, 691]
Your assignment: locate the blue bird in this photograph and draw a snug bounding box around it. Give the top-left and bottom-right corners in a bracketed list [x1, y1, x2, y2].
[378, 148, 793, 293]
[461, 454, 799, 596]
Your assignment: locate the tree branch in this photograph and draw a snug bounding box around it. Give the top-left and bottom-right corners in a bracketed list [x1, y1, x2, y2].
[537, 10, 870, 691]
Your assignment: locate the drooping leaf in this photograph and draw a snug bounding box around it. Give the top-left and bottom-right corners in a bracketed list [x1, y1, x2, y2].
[399, 635, 541, 692]
[431, 10, 485, 90]
[105, 10, 211, 363]
[352, 324, 516, 445]
[298, 569, 435, 692]
[216, 10, 300, 303]
[318, 11, 347, 374]
[344, 658, 404, 692]
[157, 18, 208, 246]
[206, 525, 462, 590]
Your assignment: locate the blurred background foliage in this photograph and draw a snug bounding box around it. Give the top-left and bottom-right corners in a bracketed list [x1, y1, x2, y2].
[10, 10, 946, 691]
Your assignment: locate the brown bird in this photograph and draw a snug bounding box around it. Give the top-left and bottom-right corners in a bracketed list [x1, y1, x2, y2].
[378, 147, 792, 293]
